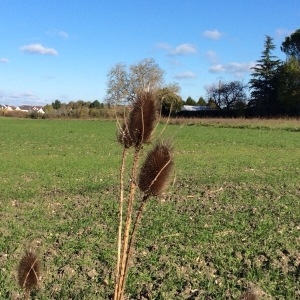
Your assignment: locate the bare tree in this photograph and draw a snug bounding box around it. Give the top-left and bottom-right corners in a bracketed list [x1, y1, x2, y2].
[106, 63, 131, 104]
[129, 58, 164, 92]
[106, 58, 164, 104]
[206, 80, 248, 109]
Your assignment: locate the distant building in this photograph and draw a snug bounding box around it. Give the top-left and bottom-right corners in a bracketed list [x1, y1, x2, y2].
[2, 105, 15, 111]
[19, 105, 33, 111]
[180, 105, 209, 111]
[34, 107, 45, 114]
[0, 104, 45, 114]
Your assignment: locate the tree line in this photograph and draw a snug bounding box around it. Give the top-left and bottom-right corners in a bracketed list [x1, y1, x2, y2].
[42, 100, 121, 119]
[181, 31, 300, 117]
[106, 30, 300, 118]
[32, 29, 300, 119]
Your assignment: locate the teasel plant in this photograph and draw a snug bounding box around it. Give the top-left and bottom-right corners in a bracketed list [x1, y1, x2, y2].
[17, 249, 41, 300]
[239, 290, 259, 300]
[114, 91, 174, 300]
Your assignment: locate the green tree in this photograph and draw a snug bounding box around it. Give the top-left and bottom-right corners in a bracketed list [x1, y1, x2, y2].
[185, 96, 197, 105]
[106, 58, 164, 104]
[249, 35, 282, 115]
[90, 100, 101, 108]
[281, 29, 300, 61]
[52, 99, 61, 109]
[276, 57, 300, 115]
[197, 96, 207, 106]
[156, 83, 182, 114]
[43, 104, 53, 114]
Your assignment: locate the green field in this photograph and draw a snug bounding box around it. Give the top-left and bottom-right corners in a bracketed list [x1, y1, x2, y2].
[0, 117, 299, 299]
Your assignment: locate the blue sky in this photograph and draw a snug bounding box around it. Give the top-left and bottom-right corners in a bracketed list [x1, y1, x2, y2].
[1, 0, 299, 106]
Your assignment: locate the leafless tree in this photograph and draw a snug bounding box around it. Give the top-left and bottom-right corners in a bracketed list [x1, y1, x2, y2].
[206, 80, 248, 109]
[106, 58, 164, 104]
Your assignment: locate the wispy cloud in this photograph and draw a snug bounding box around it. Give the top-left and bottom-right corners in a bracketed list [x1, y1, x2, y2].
[0, 58, 9, 63]
[275, 28, 293, 39]
[209, 62, 255, 77]
[0, 89, 45, 106]
[174, 71, 197, 79]
[170, 43, 197, 55]
[58, 30, 68, 39]
[205, 50, 218, 64]
[0, 90, 38, 100]
[20, 43, 58, 55]
[47, 29, 69, 39]
[156, 42, 197, 55]
[203, 29, 223, 40]
[155, 42, 171, 50]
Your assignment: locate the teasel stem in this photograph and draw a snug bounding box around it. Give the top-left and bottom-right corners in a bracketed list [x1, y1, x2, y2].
[116, 146, 141, 300]
[25, 290, 30, 300]
[114, 147, 128, 300]
[121, 193, 149, 292]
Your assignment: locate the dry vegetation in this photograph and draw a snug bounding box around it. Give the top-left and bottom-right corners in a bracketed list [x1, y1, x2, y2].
[163, 117, 300, 131]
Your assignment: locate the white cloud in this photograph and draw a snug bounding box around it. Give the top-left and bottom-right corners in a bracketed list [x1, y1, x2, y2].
[175, 71, 197, 79]
[203, 29, 223, 40]
[0, 58, 9, 63]
[156, 42, 197, 56]
[209, 62, 256, 77]
[20, 43, 58, 55]
[209, 64, 225, 73]
[170, 43, 197, 55]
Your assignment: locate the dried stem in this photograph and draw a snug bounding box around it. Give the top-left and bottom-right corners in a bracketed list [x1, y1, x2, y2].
[113, 91, 165, 300]
[114, 147, 128, 300]
[121, 194, 149, 288]
[24, 290, 30, 300]
[116, 147, 141, 300]
[155, 102, 173, 140]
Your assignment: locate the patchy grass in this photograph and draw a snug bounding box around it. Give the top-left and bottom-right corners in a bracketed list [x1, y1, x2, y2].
[0, 117, 299, 299]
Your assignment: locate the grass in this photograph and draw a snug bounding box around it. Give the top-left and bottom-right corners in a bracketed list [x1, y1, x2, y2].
[0, 117, 299, 299]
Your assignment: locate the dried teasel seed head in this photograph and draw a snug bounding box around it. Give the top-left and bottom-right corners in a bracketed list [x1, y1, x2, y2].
[127, 91, 157, 147]
[18, 249, 41, 293]
[138, 141, 174, 196]
[239, 290, 259, 300]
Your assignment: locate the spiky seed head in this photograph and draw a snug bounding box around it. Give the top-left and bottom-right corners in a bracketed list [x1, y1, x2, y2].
[128, 91, 157, 147]
[117, 91, 157, 148]
[138, 141, 173, 196]
[18, 249, 41, 292]
[239, 290, 259, 300]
